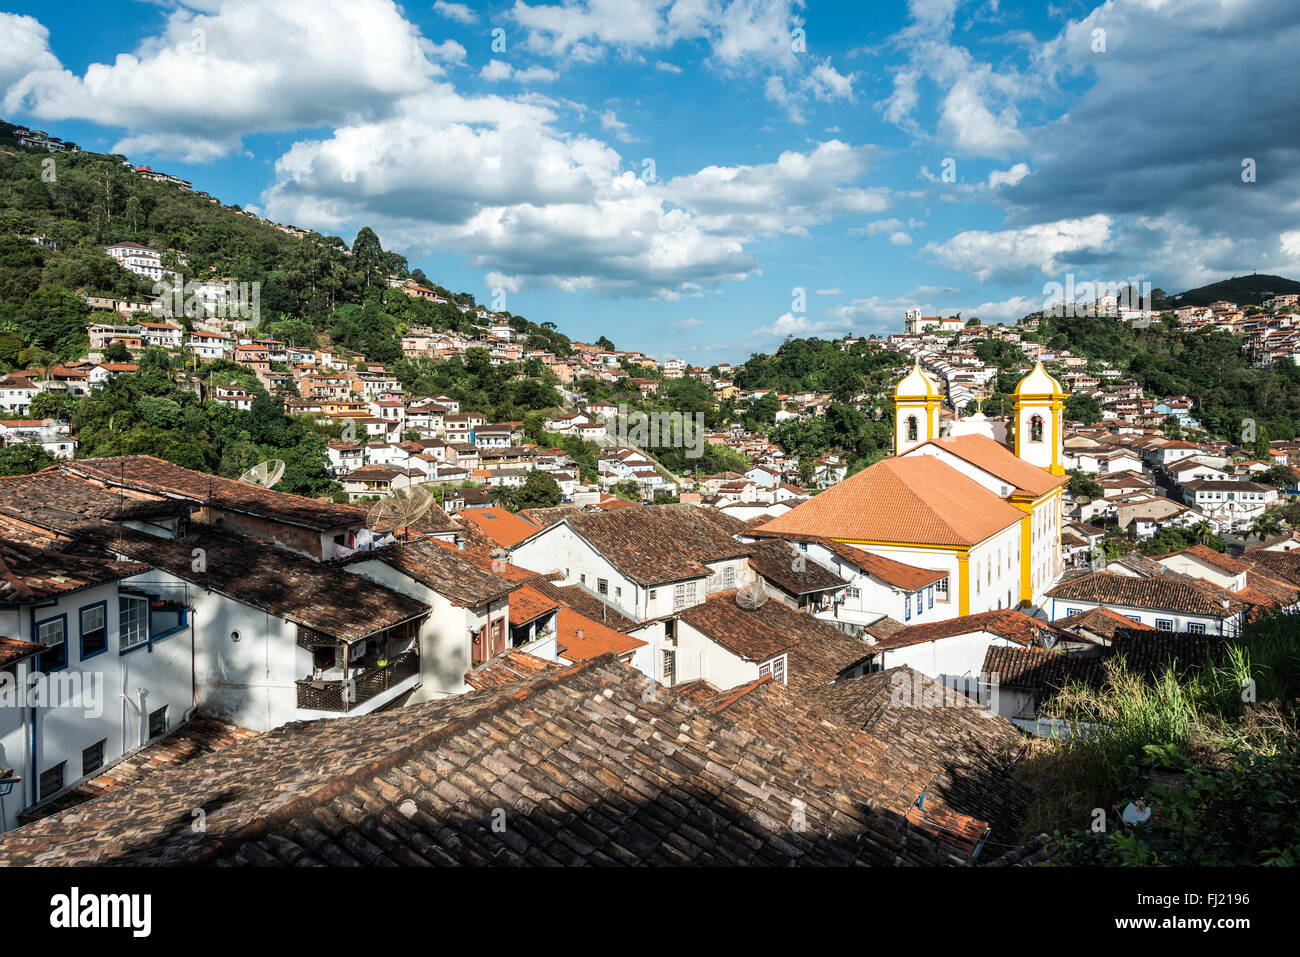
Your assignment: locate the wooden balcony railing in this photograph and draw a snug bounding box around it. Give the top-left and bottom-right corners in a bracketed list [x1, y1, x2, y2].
[295, 651, 419, 713]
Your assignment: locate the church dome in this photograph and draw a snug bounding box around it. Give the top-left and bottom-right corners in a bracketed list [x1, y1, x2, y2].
[1013, 361, 1066, 398]
[894, 362, 940, 399]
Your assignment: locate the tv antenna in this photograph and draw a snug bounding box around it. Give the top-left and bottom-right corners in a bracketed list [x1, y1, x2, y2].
[238, 459, 286, 488]
[366, 486, 435, 540]
[735, 580, 769, 610]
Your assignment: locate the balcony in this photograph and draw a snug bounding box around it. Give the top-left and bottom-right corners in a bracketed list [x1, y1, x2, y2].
[295, 650, 420, 713]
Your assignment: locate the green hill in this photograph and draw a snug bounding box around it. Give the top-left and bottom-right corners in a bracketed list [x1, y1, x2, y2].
[1171, 273, 1300, 307]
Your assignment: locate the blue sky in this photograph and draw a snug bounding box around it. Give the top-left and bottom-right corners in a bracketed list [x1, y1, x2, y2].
[4, 0, 1299, 365]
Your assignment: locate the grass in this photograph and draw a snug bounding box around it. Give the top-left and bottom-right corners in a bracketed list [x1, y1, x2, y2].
[1015, 610, 1300, 840]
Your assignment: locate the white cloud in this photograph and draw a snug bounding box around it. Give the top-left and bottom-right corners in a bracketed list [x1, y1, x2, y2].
[481, 60, 558, 83]
[480, 59, 514, 82]
[662, 140, 890, 238]
[4, 0, 440, 159]
[889, 231, 912, 245]
[0, 13, 60, 102]
[763, 75, 803, 124]
[815, 287, 843, 295]
[853, 217, 903, 236]
[654, 59, 683, 73]
[261, 87, 764, 298]
[923, 214, 1113, 282]
[987, 162, 1029, 189]
[937, 74, 1026, 157]
[508, 0, 810, 85]
[1282, 230, 1300, 258]
[753, 311, 852, 340]
[964, 294, 1041, 324]
[433, 1, 478, 24]
[807, 59, 856, 103]
[599, 109, 635, 142]
[674, 317, 704, 330]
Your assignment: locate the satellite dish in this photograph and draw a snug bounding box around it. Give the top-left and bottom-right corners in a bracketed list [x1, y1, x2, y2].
[366, 486, 435, 539]
[239, 459, 285, 488]
[735, 581, 769, 610]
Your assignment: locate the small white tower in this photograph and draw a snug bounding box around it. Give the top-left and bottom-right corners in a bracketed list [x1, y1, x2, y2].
[894, 362, 942, 456]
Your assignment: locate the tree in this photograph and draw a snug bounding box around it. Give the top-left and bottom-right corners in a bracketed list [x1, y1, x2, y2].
[1188, 520, 1215, 546]
[102, 341, 131, 363]
[1249, 511, 1284, 541]
[595, 336, 615, 351]
[1253, 424, 1273, 460]
[515, 470, 562, 509]
[488, 484, 519, 511]
[0, 442, 56, 476]
[1065, 393, 1102, 425]
[1067, 469, 1103, 500]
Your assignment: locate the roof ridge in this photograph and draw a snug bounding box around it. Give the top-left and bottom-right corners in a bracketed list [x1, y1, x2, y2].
[178, 654, 617, 865]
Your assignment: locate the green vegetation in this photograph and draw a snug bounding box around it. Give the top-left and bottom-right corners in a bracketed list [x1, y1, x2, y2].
[1020, 611, 1300, 864]
[515, 470, 562, 509]
[1172, 273, 1300, 308]
[1026, 312, 1300, 442]
[61, 348, 337, 495]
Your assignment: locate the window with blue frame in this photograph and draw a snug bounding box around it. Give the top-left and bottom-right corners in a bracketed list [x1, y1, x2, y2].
[927, 586, 934, 609]
[916, 592, 923, 615]
[36, 615, 66, 671]
[119, 596, 149, 652]
[904, 594, 912, 621]
[80, 603, 107, 659]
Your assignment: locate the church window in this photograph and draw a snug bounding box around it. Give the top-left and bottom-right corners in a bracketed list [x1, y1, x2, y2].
[1030, 415, 1044, 443]
[906, 415, 918, 442]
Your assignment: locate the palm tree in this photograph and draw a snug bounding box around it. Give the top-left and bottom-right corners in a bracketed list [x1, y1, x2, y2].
[1249, 511, 1283, 541]
[1189, 520, 1214, 545]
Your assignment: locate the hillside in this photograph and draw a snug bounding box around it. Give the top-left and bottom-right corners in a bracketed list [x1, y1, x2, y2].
[1170, 273, 1300, 307]
[0, 124, 573, 364]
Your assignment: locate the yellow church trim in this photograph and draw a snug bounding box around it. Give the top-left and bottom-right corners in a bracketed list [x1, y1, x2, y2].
[1019, 512, 1033, 605]
[957, 550, 970, 616]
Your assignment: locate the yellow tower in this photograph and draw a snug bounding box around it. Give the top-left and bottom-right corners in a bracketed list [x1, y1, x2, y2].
[1011, 361, 1066, 475]
[894, 362, 942, 456]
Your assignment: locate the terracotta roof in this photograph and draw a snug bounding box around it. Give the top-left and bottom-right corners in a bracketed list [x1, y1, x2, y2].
[104, 526, 428, 642]
[463, 649, 561, 690]
[804, 668, 1029, 842]
[526, 578, 639, 631]
[552, 505, 753, 586]
[981, 646, 1105, 695]
[666, 678, 721, 703]
[1238, 549, 1300, 586]
[458, 507, 541, 548]
[758, 457, 1025, 547]
[379, 539, 518, 608]
[63, 457, 365, 531]
[864, 616, 907, 640]
[749, 531, 948, 591]
[0, 657, 964, 866]
[1052, 605, 1156, 641]
[0, 636, 45, 667]
[508, 583, 560, 624]
[915, 434, 1067, 498]
[1046, 572, 1235, 617]
[678, 591, 871, 689]
[871, 609, 1067, 651]
[555, 608, 646, 661]
[20, 718, 258, 823]
[0, 540, 146, 603]
[703, 676, 990, 855]
[747, 539, 845, 596]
